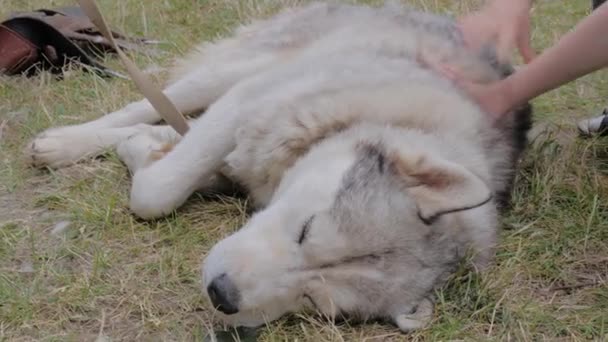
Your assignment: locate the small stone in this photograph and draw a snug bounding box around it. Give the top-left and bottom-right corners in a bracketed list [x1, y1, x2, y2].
[95, 335, 112, 342]
[51, 220, 71, 236]
[18, 261, 34, 273]
[0, 120, 7, 141]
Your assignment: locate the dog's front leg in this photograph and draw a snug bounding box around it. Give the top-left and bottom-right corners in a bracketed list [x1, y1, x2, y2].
[26, 53, 280, 169]
[25, 72, 215, 169]
[127, 99, 243, 219]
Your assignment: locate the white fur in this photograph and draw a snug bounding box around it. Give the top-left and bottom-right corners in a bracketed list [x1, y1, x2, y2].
[26, 2, 528, 332]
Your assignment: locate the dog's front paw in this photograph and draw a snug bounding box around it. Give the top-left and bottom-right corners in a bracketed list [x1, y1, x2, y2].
[393, 297, 434, 332]
[25, 124, 134, 169]
[129, 164, 187, 220]
[26, 126, 108, 168]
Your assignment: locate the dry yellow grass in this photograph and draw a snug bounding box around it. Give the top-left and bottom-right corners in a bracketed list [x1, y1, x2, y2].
[1, 0, 607, 341]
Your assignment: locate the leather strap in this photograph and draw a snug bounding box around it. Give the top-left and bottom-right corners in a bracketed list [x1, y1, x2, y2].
[77, 0, 190, 136]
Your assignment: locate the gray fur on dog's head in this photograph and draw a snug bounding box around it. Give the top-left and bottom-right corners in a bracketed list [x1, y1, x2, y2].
[202, 126, 497, 331]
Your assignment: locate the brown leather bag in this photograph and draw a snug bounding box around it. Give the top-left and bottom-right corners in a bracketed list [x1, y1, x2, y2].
[0, 23, 39, 75]
[0, 6, 157, 77]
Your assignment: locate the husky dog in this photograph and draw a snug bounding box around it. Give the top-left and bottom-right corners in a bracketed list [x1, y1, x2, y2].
[26, 1, 531, 332]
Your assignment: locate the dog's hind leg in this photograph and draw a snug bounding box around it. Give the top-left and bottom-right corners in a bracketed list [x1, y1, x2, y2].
[116, 126, 237, 197]
[115, 125, 182, 174]
[26, 51, 284, 168]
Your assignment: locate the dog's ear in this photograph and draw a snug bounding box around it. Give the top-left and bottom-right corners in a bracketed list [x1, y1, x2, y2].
[387, 148, 493, 224]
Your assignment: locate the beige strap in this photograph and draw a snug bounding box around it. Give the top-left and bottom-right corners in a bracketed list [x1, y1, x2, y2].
[77, 0, 189, 135]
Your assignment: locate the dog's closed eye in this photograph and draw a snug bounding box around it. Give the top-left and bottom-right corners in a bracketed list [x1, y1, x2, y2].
[297, 215, 315, 244]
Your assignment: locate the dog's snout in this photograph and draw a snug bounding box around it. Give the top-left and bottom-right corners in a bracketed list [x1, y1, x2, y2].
[207, 273, 240, 315]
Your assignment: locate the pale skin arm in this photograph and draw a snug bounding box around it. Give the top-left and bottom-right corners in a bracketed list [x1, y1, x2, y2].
[499, 3, 608, 114]
[444, 1, 608, 119]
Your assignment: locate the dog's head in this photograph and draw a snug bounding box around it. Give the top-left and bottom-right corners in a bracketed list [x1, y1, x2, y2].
[201, 127, 496, 331]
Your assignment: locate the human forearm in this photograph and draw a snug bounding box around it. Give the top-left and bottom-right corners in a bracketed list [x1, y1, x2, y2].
[504, 3, 608, 108]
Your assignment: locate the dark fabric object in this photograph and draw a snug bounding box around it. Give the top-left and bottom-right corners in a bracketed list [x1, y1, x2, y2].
[0, 6, 154, 77]
[0, 17, 110, 76]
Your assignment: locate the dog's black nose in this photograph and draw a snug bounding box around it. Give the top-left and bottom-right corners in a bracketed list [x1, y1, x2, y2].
[207, 273, 240, 315]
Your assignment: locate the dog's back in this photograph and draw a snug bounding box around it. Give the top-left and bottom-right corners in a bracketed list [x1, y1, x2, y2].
[191, 2, 532, 208]
[171, 2, 501, 83]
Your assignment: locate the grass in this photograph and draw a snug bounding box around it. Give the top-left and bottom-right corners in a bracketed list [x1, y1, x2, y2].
[1, 0, 607, 340]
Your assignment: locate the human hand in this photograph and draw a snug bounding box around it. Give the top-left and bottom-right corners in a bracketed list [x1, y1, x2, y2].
[416, 50, 515, 120]
[458, 0, 536, 63]
[439, 65, 514, 120]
